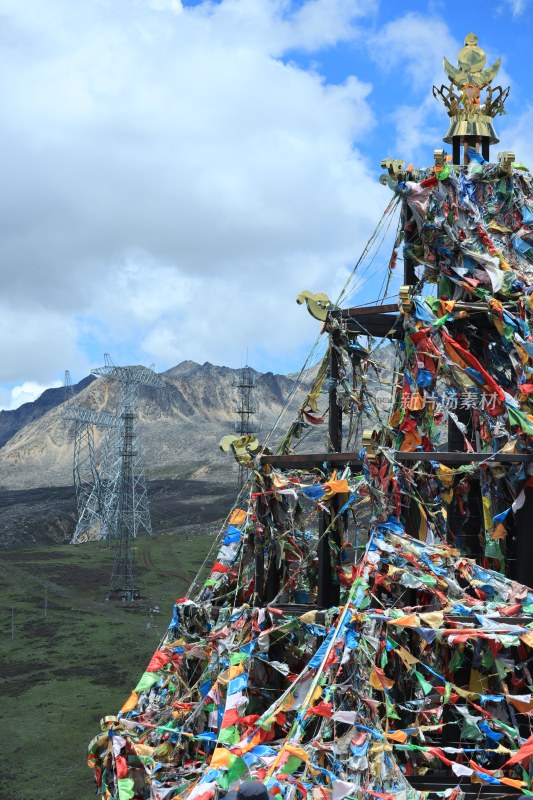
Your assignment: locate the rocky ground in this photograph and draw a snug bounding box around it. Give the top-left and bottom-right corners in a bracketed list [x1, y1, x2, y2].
[0, 476, 236, 548]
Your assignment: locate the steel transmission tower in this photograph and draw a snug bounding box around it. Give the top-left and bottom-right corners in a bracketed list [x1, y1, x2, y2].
[108, 409, 139, 600]
[62, 371, 120, 543]
[91, 355, 166, 600]
[234, 363, 259, 487]
[64, 369, 74, 404]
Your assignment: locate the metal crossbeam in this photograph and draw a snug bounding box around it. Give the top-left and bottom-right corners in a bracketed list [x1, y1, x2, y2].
[62, 407, 119, 427]
[339, 303, 399, 317]
[92, 363, 166, 389]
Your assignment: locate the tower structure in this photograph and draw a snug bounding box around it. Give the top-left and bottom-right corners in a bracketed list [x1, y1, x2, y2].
[91, 355, 166, 600]
[63, 369, 74, 404]
[234, 364, 259, 487]
[64, 406, 120, 542]
[62, 370, 121, 543]
[107, 409, 140, 600]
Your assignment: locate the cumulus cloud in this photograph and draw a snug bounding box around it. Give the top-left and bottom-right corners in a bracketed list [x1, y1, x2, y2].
[499, 105, 533, 168]
[365, 13, 458, 160]
[0, 300, 88, 383]
[368, 12, 458, 92]
[0, 381, 62, 411]
[365, 13, 511, 164]
[0, 0, 387, 405]
[500, 0, 530, 16]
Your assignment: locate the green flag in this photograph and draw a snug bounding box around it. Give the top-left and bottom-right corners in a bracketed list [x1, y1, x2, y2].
[118, 778, 135, 800]
[218, 725, 240, 745]
[228, 755, 248, 783]
[134, 672, 159, 694]
[414, 670, 433, 696]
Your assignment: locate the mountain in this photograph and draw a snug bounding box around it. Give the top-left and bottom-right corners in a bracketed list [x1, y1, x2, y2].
[0, 375, 95, 448]
[0, 361, 315, 491]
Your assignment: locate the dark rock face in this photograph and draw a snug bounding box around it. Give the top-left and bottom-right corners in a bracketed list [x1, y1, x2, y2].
[0, 485, 77, 547]
[0, 478, 235, 548]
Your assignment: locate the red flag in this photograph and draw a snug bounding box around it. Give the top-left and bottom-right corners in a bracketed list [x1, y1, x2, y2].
[211, 562, 230, 574]
[505, 735, 533, 765]
[115, 755, 128, 779]
[305, 701, 332, 719]
[146, 650, 171, 672]
[221, 708, 240, 729]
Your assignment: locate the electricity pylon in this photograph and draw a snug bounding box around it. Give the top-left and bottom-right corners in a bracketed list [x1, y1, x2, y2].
[62, 371, 120, 543]
[234, 363, 259, 488]
[91, 355, 166, 600]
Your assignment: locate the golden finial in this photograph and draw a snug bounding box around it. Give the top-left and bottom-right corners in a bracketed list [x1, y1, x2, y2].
[443, 33, 501, 88]
[459, 33, 486, 70]
[433, 33, 509, 147]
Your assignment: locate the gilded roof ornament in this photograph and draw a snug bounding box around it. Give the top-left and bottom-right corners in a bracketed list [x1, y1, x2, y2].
[443, 33, 501, 88]
[433, 33, 509, 146]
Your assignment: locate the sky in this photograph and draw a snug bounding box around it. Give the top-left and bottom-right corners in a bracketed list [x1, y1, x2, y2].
[1, 0, 533, 409]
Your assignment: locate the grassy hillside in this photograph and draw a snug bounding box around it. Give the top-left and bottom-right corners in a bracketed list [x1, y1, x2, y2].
[0, 531, 216, 800]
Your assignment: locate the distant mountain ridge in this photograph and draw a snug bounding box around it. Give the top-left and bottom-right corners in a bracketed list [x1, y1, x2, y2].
[0, 361, 315, 490]
[0, 376, 95, 448]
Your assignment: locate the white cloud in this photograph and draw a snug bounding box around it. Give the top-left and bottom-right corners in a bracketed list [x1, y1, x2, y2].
[363, 12, 459, 160]
[0, 301, 89, 384]
[0, 381, 63, 411]
[148, 0, 182, 11]
[0, 0, 385, 385]
[500, 0, 530, 17]
[498, 105, 533, 168]
[2, 3, 529, 400]
[368, 12, 459, 92]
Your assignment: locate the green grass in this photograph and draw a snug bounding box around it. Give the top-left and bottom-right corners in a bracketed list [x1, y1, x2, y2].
[0, 532, 216, 799]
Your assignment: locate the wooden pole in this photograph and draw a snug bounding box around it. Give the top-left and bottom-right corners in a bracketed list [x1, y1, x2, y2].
[318, 332, 343, 607]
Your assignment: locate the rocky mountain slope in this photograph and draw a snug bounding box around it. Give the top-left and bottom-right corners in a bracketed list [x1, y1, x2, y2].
[0, 361, 316, 491]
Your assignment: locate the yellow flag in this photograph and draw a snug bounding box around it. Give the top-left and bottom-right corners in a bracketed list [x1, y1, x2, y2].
[229, 663, 245, 679]
[482, 496, 492, 532]
[120, 691, 139, 714]
[469, 668, 488, 694]
[388, 614, 420, 628]
[279, 694, 296, 712]
[210, 748, 231, 769]
[369, 667, 395, 691]
[229, 509, 247, 525]
[419, 611, 444, 629]
[395, 645, 419, 669]
[285, 744, 309, 762]
[309, 685, 323, 704]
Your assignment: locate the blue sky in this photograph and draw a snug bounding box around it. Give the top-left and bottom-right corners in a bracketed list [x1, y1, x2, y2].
[0, 0, 532, 408]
